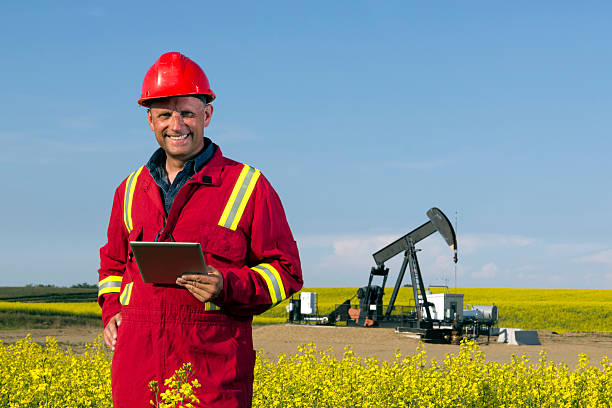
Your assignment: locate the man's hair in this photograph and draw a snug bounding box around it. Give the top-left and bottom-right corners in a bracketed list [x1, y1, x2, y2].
[195, 95, 210, 107]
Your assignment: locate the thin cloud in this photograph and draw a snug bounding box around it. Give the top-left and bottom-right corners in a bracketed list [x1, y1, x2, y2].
[573, 249, 612, 264]
[460, 233, 534, 255]
[297, 231, 458, 286]
[547, 242, 607, 256]
[296, 232, 610, 288]
[472, 262, 499, 279]
[299, 232, 398, 269]
[297, 232, 402, 285]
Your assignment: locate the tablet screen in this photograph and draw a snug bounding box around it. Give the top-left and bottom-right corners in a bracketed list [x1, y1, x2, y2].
[130, 242, 207, 284]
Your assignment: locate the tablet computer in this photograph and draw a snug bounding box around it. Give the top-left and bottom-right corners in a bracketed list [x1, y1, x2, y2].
[130, 241, 207, 284]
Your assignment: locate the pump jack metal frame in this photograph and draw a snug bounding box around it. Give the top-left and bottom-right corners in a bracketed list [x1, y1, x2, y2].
[353, 208, 458, 331]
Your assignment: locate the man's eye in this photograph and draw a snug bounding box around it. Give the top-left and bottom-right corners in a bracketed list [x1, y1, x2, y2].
[159, 113, 171, 118]
[181, 112, 195, 118]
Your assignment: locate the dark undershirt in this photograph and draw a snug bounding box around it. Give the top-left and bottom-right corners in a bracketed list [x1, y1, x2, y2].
[145, 137, 215, 215]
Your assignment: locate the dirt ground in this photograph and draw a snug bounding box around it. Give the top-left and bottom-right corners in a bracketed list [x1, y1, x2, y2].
[1, 325, 611, 368]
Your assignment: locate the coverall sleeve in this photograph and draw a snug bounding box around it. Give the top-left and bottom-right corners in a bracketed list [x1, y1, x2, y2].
[215, 175, 303, 316]
[97, 185, 129, 327]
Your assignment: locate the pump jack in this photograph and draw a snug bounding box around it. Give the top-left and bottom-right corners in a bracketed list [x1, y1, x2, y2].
[288, 208, 495, 342]
[352, 207, 458, 328]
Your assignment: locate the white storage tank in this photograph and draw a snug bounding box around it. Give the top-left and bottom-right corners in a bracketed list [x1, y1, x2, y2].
[300, 292, 317, 315]
[463, 309, 484, 320]
[426, 293, 464, 321]
[472, 304, 498, 322]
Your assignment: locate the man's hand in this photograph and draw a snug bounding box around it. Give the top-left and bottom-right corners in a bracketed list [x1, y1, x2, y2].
[104, 312, 122, 351]
[176, 265, 224, 303]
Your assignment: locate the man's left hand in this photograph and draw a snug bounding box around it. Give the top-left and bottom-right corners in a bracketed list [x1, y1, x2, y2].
[176, 266, 224, 303]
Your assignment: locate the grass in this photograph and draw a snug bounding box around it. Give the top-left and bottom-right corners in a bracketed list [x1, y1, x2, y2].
[0, 311, 100, 330]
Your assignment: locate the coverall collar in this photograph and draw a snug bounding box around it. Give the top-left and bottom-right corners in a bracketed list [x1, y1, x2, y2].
[192, 144, 226, 187]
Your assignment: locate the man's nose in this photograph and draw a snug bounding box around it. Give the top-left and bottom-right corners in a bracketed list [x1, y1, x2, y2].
[169, 113, 188, 133]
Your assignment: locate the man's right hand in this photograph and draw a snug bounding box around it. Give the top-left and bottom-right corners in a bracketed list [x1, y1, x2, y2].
[104, 312, 122, 351]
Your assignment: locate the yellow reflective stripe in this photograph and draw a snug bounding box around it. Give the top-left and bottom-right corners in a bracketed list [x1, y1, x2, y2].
[218, 165, 250, 228]
[218, 165, 261, 231]
[252, 263, 286, 305]
[119, 282, 133, 306]
[230, 168, 260, 231]
[97, 276, 123, 298]
[205, 302, 220, 311]
[123, 166, 144, 233]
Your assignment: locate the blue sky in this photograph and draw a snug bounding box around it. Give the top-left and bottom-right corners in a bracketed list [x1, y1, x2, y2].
[1, 2, 612, 289]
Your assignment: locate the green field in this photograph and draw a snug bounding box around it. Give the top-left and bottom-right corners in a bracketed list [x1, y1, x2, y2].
[0, 286, 97, 303]
[0, 287, 610, 333]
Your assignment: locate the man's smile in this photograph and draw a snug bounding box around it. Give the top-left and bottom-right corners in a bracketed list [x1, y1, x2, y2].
[167, 133, 190, 141]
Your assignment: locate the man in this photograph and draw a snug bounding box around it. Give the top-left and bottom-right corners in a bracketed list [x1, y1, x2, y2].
[97, 52, 303, 408]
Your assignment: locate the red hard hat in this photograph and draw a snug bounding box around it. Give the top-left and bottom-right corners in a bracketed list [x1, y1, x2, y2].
[138, 52, 216, 106]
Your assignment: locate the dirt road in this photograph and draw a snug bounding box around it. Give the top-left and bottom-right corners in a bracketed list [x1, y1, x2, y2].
[2, 325, 611, 368]
[253, 325, 612, 368]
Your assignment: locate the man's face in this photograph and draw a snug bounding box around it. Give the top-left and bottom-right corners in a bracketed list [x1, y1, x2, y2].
[147, 96, 213, 162]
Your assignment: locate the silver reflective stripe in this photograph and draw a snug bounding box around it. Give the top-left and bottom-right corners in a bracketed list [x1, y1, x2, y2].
[253, 264, 283, 305]
[221, 166, 256, 229]
[98, 280, 122, 291]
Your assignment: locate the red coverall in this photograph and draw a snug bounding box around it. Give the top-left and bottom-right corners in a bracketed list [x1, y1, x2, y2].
[98, 146, 303, 407]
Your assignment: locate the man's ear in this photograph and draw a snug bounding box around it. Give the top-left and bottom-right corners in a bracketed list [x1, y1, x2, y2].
[147, 109, 155, 131]
[204, 104, 214, 128]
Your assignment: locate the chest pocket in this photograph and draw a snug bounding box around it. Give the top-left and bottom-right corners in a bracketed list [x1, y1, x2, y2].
[202, 224, 248, 266]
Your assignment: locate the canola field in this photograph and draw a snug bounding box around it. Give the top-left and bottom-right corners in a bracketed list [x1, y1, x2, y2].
[1, 289, 611, 407]
[1, 288, 611, 332]
[0, 335, 609, 408]
[0, 301, 100, 317]
[261, 287, 612, 333]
